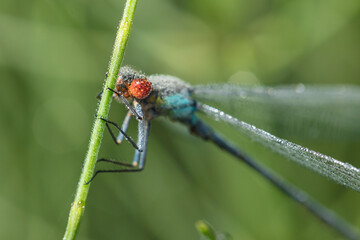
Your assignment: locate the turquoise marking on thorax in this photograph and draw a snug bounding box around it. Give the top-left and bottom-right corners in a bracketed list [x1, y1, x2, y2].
[163, 94, 197, 121]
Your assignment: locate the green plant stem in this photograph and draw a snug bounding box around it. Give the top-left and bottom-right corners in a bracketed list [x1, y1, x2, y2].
[62, 1, 138, 239]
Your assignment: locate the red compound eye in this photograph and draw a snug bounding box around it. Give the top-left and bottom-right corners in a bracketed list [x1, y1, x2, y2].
[129, 79, 152, 99]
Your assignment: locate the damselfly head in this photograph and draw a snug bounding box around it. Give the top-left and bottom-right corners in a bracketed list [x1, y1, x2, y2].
[115, 66, 152, 100]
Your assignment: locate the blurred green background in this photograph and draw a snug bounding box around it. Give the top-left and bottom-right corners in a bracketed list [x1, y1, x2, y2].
[1, 0, 360, 239]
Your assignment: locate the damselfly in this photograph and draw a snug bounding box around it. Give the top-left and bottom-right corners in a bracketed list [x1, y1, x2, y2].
[91, 66, 360, 239]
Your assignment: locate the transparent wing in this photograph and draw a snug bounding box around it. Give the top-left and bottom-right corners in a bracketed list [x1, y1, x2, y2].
[192, 84, 360, 140]
[198, 103, 360, 192]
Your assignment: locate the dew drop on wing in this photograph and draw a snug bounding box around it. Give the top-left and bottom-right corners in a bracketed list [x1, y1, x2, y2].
[197, 103, 360, 192]
[192, 84, 360, 141]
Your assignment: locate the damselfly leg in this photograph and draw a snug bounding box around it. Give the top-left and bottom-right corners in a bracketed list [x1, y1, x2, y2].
[100, 117, 140, 151]
[117, 110, 132, 143]
[86, 104, 151, 184]
[135, 119, 151, 169]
